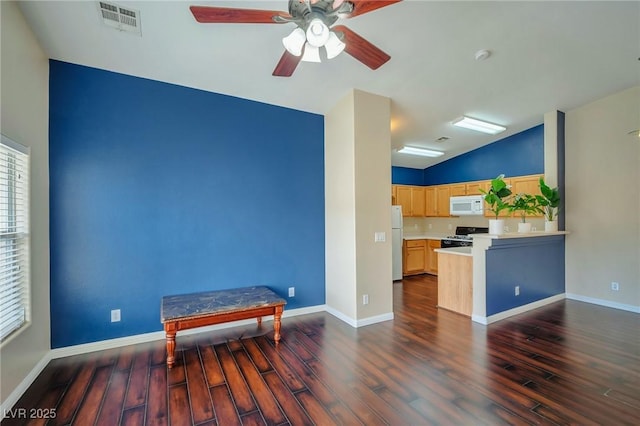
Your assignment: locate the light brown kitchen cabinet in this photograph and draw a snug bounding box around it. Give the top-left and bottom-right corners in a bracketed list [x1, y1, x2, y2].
[403, 239, 427, 275]
[424, 187, 437, 216]
[449, 184, 467, 196]
[465, 181, 485, 195]
[436, 186, 451, 217]
[426, 239, 441, 274]
[508, 174, 543, 217]
[395, 185, 425, 217]
[510, 175, 543, 196]
[425, 185, 450, 217]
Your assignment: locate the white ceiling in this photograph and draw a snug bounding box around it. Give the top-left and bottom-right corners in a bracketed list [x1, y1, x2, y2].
[18, 1, 640, 169]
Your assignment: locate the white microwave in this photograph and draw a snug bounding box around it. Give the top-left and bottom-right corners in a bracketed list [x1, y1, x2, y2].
[450, 195, 484, 216]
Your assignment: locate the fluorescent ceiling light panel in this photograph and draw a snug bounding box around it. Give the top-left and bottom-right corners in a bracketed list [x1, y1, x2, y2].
[398, 146, 444, 157]
[452, 116, 506, 134]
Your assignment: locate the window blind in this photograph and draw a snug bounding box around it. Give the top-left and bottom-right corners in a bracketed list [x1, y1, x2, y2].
[0, 135, 30, 342]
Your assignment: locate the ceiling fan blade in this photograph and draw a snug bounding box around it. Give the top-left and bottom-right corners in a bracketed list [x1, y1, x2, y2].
[190, 6, 291, 23]
[332, 25, 390, 70]
[273, 51, 303, 77]
[345, 0, 402, 18]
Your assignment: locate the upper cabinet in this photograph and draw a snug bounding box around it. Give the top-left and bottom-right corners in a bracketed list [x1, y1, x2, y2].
[464, 181, 486, 195]
[393, 174, 543, 219]
[449, 184, 467, 197]
[395, 185, 426, 217]
[509, 174, 544, 217]
[425, 185, 451, 217]
[510, 175, 542, 197]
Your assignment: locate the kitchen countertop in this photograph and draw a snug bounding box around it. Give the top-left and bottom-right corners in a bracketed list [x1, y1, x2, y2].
[473, 231, 569, 240]
[403, 233, 448, 241]
[434, 247, 473, 257]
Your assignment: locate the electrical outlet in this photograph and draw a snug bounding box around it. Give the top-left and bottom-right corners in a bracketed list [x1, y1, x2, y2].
[611, 282, 619, 291]
[288, 287, 295, 297]
[111, 309, 121, 322]
[448, 224, 453, 230]
[515, 286, 520, 296]
[363, 294, 369, 305]
[428, 223, 432, 229]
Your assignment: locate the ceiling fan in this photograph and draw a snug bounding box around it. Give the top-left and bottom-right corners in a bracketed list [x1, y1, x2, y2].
[190, 0, 402, 77]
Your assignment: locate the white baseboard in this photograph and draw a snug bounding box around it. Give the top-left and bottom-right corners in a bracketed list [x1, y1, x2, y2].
[325, 306, 394, 327]
[324, 306, 357, 327]
[51, 304, 327, 360]
[472, 293, 566, 325]
[566, 293, 640, 313]
[356, 312, 394, 327]
[0, 352, 52, 421]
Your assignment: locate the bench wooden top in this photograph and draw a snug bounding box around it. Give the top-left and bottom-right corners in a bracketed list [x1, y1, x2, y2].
[161, 286, 286, 323]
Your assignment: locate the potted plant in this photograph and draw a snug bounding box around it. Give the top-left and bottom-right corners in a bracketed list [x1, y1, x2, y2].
[509, 193, 543, 232]
[536, 177, 560, 232]
[479, 174, 512, 235]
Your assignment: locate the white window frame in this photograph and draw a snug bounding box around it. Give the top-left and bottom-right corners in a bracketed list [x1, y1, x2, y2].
[0, 134, 30, 344]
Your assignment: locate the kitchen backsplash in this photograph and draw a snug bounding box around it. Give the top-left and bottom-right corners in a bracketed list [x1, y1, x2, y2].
[403, 216, 545, 235]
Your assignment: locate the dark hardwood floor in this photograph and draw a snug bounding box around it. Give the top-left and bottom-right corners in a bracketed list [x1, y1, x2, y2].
[3, 275, 639, 425]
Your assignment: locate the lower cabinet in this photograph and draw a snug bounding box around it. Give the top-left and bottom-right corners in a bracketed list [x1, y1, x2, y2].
[403, 240, 426, 275]
[403, 239, 440, 276]
[426, 240, 440, 274]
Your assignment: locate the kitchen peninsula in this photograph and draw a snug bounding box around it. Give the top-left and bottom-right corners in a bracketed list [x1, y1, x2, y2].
[434, 246, 473, 316]
[434, 231, 568, 324]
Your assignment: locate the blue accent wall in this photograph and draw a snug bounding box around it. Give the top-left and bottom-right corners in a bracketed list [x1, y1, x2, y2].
[485, 236, 565, 316]
[391, 166, 424, 185]
[49, 61, 325, 348]
[422, 125, 544, 185]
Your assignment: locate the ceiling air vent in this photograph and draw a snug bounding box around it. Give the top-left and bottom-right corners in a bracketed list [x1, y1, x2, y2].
[98, 2, 141, 36]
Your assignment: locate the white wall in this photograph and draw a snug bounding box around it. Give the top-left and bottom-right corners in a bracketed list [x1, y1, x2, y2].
[0, 1, 51, 406]
[325, 92, 358, 319]
[353, 90, 393, 320]
[325, 89, 393, 324]
[565, 86, 640, 310]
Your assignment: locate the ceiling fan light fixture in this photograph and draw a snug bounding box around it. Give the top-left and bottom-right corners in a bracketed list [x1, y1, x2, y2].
[301, 43, 321, 63]
[452, 116, 506, 135]
[305, 18, 330, 47]
[282, 27, 306, 56]
[325, 31, 346, 59]
[397, 146, 444, 157]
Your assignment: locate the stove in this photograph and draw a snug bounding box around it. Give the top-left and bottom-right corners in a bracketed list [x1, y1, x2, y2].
[441, 226, 489, 248]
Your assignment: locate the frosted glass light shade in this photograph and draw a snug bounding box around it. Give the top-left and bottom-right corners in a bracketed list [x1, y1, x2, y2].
[282, 28, 306, 56]
[301, 43, 321, 63]
[306, 18, 330, 47]
[324, 31, 345, 59]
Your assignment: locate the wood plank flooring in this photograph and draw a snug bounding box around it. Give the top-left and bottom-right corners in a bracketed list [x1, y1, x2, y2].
[3, 274, 639, 425]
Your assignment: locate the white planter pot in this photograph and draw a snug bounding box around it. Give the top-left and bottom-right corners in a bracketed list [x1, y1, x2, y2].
[545, 220, 558, 232]
[518, 222, 532, 233]
[489, 219, 505, 235]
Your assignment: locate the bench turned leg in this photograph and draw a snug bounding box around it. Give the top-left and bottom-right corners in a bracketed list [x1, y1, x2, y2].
[273, 305, 284, 344]
[165, 324, 177, 369]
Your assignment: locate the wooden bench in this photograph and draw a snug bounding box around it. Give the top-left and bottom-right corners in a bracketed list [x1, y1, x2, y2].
[160, 286, 286, 368]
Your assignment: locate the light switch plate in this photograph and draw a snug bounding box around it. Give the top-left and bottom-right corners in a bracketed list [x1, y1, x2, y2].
[374, 232, 386, 242]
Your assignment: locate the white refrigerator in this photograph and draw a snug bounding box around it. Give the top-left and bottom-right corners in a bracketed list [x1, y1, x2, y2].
[391, 205, 403, 280]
